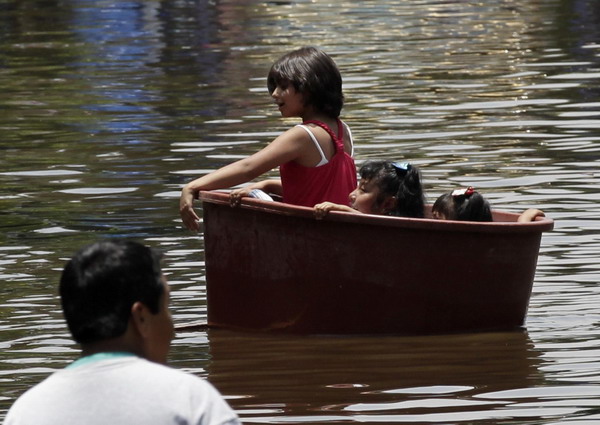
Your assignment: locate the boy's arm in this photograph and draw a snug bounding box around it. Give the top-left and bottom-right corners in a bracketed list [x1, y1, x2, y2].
[229, 179, 282, 206]
[252, 179, 283, 196]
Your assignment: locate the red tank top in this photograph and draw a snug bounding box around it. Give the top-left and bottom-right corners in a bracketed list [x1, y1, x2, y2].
[280, 119, 357, 207]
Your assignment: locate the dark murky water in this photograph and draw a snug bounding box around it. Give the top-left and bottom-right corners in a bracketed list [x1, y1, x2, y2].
[2, 0, 600, 423]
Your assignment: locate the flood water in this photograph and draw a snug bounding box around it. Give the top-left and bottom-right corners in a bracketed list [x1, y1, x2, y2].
[1, 0, 600, 423]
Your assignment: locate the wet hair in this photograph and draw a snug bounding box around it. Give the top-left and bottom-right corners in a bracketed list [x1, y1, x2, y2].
[432, 188, 493, 222]
[359, 160, 425, 218]
[267, 46, 344, 118]
[59, 240, 164, 344]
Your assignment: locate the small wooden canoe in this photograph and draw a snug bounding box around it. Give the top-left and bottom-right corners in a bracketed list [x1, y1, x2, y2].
[199, 190, 554, 335]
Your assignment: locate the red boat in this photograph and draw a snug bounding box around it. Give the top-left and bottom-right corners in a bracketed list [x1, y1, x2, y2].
[199, 190, 554, 335]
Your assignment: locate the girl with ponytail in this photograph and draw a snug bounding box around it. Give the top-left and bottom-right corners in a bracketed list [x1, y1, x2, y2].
[431, 187, 492, 222]
[314, 160, 425, 218]
[432, 187, 545, 223]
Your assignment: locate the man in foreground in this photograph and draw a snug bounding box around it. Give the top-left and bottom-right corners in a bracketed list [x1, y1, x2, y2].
[4, 240, 240, 425]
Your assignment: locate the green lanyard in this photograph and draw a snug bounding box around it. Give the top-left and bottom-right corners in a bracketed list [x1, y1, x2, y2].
[66, 352, 137, 369]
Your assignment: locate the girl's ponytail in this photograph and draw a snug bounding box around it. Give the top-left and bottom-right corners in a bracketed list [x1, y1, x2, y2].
[392, 164, 425, 218]
[455, 191, 492, 222]
[432, 187, 493, 222]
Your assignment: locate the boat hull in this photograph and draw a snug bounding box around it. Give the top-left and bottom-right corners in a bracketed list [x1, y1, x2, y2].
[200, 191, 553, 335]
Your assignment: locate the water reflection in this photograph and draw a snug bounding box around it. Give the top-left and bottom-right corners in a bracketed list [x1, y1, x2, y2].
[204, 330, 544, 423]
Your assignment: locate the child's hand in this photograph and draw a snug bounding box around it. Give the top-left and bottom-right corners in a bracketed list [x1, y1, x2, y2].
[229, 187, 253, 207]
[314, 202, 356, 219]
[314, 202, 338, 220]
[518, 208, 545, 222]
[180, 185, 201, 232]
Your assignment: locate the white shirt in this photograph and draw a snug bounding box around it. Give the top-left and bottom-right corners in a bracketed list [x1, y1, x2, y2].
[4, 356, 240, 425]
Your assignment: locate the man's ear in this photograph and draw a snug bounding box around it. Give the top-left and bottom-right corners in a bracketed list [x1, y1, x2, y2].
[131, 301, 151, 338]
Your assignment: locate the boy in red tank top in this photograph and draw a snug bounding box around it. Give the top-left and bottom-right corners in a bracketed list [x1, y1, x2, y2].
[180, 47, 356, 232]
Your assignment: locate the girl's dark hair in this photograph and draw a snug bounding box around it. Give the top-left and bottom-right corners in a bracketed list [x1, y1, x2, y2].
[432, 189, 493, 222]
[359, 160, 425, 218]
[59, 240, 164, 344]
[267, 46, 344, 118]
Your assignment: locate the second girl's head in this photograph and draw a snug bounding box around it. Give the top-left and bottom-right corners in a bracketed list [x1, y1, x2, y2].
[432, 187, 492, 222]
[267, 46, 344, 118]
[350, 160, 425, 218]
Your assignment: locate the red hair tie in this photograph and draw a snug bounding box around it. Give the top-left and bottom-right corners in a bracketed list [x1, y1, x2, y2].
[452, 186, 475, 197]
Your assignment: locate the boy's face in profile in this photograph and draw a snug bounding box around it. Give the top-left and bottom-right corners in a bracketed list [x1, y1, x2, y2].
[144, 276, 175, 364]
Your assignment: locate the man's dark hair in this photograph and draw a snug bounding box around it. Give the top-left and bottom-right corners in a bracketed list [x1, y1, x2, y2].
[59, 240, 164, 344]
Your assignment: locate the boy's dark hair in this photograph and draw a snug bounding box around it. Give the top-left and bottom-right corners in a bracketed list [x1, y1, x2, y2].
[360, 160, 425, 218]
[267, 46, 344, 118]
[59, 240, 164, 344]
[432, 189, 493, 222]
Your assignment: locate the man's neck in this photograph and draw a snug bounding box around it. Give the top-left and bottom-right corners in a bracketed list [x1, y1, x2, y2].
[80, 337, 143, 359]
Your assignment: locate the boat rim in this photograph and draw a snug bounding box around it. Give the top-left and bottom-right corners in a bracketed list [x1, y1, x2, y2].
[199, 190, 554, 234]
